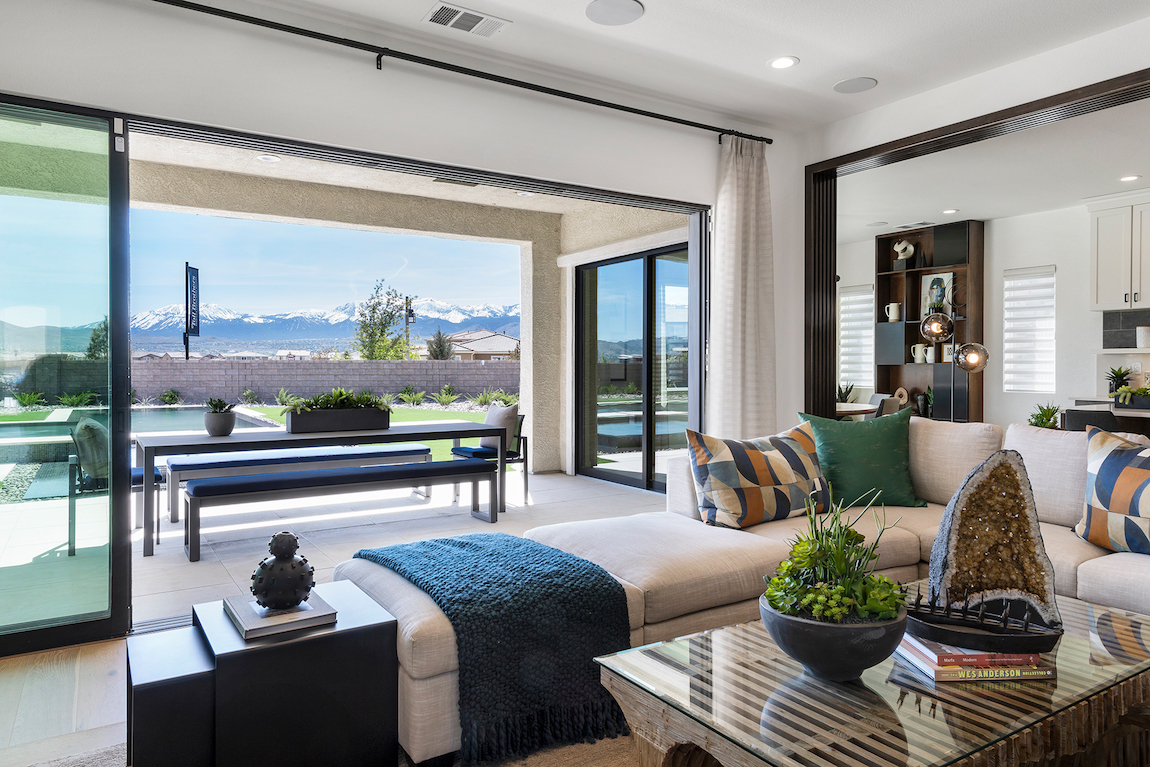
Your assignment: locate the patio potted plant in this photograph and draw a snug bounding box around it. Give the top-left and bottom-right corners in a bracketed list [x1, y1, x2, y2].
[281, 387, 391, 433]
[204, 398, 236, 437]
[759, 490, 907, 682]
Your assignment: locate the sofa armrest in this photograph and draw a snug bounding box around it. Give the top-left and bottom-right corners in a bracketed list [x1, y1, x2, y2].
[666, 455, 700, 519]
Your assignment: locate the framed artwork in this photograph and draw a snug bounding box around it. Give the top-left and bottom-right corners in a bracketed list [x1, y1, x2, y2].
[942, 345, 954, 363]
[920, 272, 953, 319]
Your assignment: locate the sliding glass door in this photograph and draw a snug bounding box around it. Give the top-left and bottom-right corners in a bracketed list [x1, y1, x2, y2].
[576, 245, 692, 491]
[0, 98, 130, 654]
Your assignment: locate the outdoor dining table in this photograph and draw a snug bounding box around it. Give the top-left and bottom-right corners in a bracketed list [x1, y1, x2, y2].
[134, 419, 507, 556]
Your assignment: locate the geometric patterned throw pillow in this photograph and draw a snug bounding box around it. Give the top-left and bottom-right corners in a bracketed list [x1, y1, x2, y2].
[1076, 426, 1150, 553]
[685, 423, 829, 529]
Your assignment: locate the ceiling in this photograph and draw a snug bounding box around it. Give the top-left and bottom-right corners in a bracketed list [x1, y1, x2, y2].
[243, 0, 1150, 131]
[836, 94, 1150, 244]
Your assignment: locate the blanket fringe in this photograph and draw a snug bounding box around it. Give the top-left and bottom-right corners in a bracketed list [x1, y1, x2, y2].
[463, 696, 630, 766]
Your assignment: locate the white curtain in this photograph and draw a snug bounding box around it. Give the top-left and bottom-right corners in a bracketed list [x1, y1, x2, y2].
[706, 136, 775, 439]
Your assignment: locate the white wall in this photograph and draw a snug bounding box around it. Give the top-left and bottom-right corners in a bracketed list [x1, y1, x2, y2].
[982, 207, 1100, 428]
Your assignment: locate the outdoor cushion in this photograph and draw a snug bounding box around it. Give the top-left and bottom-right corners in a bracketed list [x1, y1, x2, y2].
[166, 443, 431, 472]
[130, 467, 165, 486]
[478, 403, 518, 451]
[800, 407, 924, 507]
[525, 511, 791, 625]
[450, 446, 520, 460]
[74, 417, 110, 480]
[1077, 427, 1150, 553]
[185, 458, 492, 498]
[1003, 424, 1088, 528]
[1039, 521, 1109, 597]
[908, 417, 1004, 505]
[1077, 553, 1150, 615]
[685, 425, 828, 528]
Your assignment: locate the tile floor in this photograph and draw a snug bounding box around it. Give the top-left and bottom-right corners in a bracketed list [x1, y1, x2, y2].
[0, 471, 664, 766]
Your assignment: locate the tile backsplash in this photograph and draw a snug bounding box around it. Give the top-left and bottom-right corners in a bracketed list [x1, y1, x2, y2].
[1102, 309, 1150, 349]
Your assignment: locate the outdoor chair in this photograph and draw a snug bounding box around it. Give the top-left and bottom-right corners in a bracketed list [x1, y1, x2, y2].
[452, 413, 528, 504]
[68, 417, 162, 555]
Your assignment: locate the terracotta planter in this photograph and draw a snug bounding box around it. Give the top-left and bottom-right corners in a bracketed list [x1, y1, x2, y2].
[285, 408, 390, 434]
[204, 411, 236, 437]
[759, 596, 907, 682]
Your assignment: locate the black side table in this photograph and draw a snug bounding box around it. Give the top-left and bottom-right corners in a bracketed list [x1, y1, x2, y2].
[193, 580, 398, 767]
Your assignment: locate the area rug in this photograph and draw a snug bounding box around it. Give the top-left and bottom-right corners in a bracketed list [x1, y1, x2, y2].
[22, 461, 69, 500]
[34, 736, 640, 766]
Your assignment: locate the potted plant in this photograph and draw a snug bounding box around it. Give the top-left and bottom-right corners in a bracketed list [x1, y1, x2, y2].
[281, 387, 391, 433]
[1027, 402, 1062, 428]
[1111, 385, 1150, 410]
[1107, 366, 1133, 394]
[204, 398, 237, 437]
[760, 490, 907, 682]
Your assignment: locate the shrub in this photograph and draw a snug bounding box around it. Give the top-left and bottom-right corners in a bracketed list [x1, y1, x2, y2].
[598, 384, 618, 396]
[160, 389, 180, 405]
[431, 384, 459, 406]
[240, 387, 258, 405]
[1028, 402, 1062, 429]
[399, 385, 416, 397]
[15, 391, 44, 408]
[377, 393, 396, 408]
[398, 390, 426, 405]
[471, 387, 501, 407]
[274, 387, 296, 406]
[130, 388, 139, 405]
[495, 390, 519, 407]
[282, 388, 391, 415]
[57, 391, 96, 407]
[623, 381, 641, 396]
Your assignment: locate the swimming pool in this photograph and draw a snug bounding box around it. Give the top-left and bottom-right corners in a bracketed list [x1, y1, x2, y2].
[130, 406, 271, 433]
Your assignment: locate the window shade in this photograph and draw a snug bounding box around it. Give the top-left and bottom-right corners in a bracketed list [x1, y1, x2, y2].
[838, 284, 874, 389]
[1003, 265, 1056, 393]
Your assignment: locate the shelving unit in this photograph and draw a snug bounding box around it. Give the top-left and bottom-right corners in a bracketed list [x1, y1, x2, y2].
[874, 221, 984, 422]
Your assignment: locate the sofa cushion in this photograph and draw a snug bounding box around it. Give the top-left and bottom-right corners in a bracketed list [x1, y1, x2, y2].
[908, 417, 1004, 505]
[1002, 425, 1088, 527]
[666, 454, 701, 519]
[525, 512, 791, 625]
[1038, 522, 1109, 597]
[685, 427, 827, 528]
[801, 407, 923, 507]
[1077, 427, 1150, 553]
[743, 508, 923, 571]
[888, 503, 947, 561]
[1077, 553, 1150, 615]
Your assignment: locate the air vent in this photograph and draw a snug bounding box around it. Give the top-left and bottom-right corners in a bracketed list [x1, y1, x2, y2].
[896, 221, 935, 230]
[433, 178, 480, 187]
[423, 3, 511, 38]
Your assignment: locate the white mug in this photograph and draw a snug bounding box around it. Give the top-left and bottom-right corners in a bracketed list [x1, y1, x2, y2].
[925, 347, 935, 364]
[884, 303, 901, 322]
[911, 343, 928, 363]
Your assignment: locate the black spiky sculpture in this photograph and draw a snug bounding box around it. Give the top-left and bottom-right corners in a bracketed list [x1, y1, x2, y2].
[250, 531, 315, 610]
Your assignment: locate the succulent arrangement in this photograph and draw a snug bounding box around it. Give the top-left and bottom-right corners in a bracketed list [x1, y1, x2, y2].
[764, 491, 905, 623]
[281, 387, 391, 415]
[206, 398, 235, 414]
[835, 382, 855, 404]
[1027, 402, 1062, 428]
[1110, 385, 1150, 405]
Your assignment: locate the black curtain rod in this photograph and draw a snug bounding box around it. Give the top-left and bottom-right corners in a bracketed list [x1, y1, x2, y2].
[149, 0, 772, 145]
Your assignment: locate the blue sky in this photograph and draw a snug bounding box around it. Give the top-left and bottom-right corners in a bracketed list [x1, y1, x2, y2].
[131, 208, 521, 314]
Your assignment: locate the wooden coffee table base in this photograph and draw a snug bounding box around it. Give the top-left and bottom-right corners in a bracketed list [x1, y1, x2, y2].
[604, 665, 1150, 767]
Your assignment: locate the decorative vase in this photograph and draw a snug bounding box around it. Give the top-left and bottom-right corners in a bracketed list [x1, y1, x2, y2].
[914, 393, 931, 418]
[250, 531, 316, 610]
[285, 408, 390, 434]
[204, 411, 236, 437]
[758, 596, 907, 682]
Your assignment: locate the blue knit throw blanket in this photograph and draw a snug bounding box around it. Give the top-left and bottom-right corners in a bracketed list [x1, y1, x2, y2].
[355, 533, 630, 765]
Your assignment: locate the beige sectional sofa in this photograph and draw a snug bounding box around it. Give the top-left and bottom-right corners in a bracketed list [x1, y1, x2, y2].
[333, 416, 1147, 764]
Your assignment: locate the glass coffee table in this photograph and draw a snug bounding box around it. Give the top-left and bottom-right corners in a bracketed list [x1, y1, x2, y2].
[598, 594, 1150, 766]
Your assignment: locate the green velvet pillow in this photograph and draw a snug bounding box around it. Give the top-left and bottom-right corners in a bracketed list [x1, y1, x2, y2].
[799, 408, 924, 508]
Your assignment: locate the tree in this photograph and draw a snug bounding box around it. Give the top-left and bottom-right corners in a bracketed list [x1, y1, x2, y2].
[507, 341, 521, 361]
[354, 281, 412, 360]
[86, 317, 109, 360]
[426, 328, 455, 360]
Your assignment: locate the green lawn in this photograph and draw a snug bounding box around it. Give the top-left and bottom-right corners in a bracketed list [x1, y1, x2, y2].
[247, 406, 490, 462]
[0, 411, 51, 422]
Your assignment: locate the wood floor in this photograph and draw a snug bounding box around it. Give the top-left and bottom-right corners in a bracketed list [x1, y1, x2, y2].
[0, 472, 664, 766]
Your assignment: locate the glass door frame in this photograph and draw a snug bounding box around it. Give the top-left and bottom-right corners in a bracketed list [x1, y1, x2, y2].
[0, 92, 132, 657]
[575, 213, 707, 492]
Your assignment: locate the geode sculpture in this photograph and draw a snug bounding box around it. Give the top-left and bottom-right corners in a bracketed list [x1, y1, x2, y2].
[928, 449, 1061, 628]
[250, 531, 316, 610]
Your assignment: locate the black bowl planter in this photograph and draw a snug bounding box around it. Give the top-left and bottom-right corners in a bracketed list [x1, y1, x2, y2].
[204, 412, 236, 437]
[759, 596, 907, 683]
[286, 408, 390, 434]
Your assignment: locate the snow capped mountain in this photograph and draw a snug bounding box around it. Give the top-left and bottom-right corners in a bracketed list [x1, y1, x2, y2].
[129, 300, 520, 347]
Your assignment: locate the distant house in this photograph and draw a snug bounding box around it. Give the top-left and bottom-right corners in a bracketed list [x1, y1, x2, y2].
[132, 352, 164, 362]
[421, 330, 519, 361]
[222, 351, 269, 361]
[275, 349, 311, 360]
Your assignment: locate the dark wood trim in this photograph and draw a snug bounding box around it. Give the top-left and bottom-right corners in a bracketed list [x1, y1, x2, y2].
[810, 66, 1150, 177]
[805, 67, 1150, 419]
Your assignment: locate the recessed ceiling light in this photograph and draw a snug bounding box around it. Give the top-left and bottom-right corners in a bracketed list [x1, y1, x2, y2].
[1121, 175, 1142, 182]
[769, 56, 799, 69]
[585, 0, 644, 26]
[255, 154, 281, 163]
[833, 77, 878, 94]
[942, 209, 959, 214]
[866, 221, 888, 227]
[517, 191, 536, 197]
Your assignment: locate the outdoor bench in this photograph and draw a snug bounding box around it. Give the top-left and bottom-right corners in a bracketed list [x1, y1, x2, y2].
[181, 458, 498, 561]
[164, 444, 433, 522]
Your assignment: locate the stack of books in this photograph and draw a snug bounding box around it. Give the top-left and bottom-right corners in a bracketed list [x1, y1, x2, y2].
[894, 632, 1057, 682]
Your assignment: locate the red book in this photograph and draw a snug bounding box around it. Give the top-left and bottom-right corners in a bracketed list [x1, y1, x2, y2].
[895, 639, 1056, 682]
[903, 632, 1041, 667]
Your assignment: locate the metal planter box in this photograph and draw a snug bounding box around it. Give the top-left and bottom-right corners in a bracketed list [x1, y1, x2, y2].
[285, 408, 390, 433]
[1114, 396, 1150, 410]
